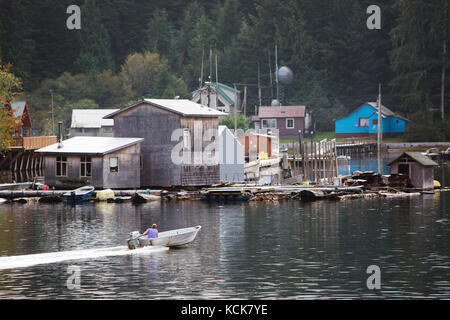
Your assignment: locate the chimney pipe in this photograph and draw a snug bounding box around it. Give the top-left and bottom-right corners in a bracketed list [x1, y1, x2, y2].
[57, 121, 63, 149]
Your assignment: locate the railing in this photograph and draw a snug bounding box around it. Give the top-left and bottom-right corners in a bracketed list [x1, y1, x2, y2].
[23, 136, 57, 150]
[9, 136, 57, 150]
[9, 137, 23, 148]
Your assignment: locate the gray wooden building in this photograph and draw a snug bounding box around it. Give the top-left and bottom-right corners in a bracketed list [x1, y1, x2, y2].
[104, 99, 227, 187]
[36, 136, 143, 189]
[388, 152, 438, 190]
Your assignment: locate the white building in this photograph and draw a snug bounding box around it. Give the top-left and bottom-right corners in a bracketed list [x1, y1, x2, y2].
[218, 125, 244, 183]
[69, 109, 119, 137]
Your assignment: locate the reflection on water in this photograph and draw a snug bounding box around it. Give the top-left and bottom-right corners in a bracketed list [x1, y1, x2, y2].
[0, 189, 449, 299]
[338, 152, 395, 176]
[0, 156, 449, 299]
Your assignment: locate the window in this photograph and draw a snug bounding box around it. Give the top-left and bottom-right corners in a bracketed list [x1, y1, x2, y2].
[80, 156, 92, 177]
[286, 118, 294, 129]
[205, 151, 214, 165]
[103, 126, 113, 133]
[358, 117, 369, 127]
[56, 156, 67, 177]
[183, 129, 190, 149]
[372, 119, 378, 125]
[109, 157, 119, 173]
[262, 119, 277, 129]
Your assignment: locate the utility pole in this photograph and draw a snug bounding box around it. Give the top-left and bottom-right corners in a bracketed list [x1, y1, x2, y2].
[50, 89, 55, 136]
[275, 44, 279, 104]
[200, 45, 204, 90]
[215, 44, 218, 110]
[268, 48, 273, 102]
[258, 63, 262, 108]
[441, 40, 446, 121]
[377, 84, 382, 174]
[234, 84, 238, 132]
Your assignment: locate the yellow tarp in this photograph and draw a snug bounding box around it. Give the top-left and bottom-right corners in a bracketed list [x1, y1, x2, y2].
[96, 189, 115, 201]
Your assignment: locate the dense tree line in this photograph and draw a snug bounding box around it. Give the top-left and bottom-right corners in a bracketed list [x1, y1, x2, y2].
[0, 0, 449, 140]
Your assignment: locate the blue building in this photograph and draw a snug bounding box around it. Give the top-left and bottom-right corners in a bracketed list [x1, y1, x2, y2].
[335, 102, 408, 138]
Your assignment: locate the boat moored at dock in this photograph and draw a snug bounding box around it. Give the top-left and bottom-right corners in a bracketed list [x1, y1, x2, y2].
[63, 186, 95, 204]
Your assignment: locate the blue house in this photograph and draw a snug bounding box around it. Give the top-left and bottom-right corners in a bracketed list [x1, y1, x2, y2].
[335, 102, 408, 138]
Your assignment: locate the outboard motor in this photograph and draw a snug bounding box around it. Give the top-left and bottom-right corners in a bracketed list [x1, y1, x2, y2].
[127, 231, 142, 250]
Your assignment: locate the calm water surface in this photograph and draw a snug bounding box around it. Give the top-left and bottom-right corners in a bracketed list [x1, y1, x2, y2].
[0, 162, 449, 299]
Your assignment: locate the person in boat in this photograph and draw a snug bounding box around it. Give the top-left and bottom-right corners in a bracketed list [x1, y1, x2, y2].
[142, 224, 158, 238]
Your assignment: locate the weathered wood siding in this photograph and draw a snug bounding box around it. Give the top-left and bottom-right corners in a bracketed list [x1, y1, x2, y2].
[112, 102, 220, 187]
[44, 155, 103, 188]
[112, 103, 182, 186]
[102, 144, 140, 189]
[180, 117, 220, 186]
[390, 161, 435, 190]
[42, 144, 140, 189]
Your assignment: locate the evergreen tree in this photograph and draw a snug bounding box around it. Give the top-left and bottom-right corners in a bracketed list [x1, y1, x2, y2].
[75, 0, 115, 74]
[390, 0, 449, 117]
[145, 9, 173, 59]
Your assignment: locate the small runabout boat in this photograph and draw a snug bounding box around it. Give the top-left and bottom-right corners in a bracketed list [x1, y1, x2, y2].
[64, 186, 95, 204]
[127, 226, 201, 250]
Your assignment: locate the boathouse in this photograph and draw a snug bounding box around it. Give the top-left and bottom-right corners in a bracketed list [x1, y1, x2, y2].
[69, 109, 118, 137]
[387, 152, 438, 190]
[335, 102, 408, 138]
[104, 99, 227, 187]
[251, 105, 310, 139]
[36, 136, 143, 189]
[1, 101, 57, 181]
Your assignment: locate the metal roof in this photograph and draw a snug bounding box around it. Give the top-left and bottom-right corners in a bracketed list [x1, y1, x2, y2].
[35, 136, 144, 155]
[367, 102, 409, 121]
[71, 109, 119, 128]
[104, 99, 227, 118]
[255, 105, 306, 119]
[10, 101, 27, 117]
[388, 152, 438, 167]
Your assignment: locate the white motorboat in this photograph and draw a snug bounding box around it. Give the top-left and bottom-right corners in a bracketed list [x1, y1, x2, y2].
[127, 226, 201, 249]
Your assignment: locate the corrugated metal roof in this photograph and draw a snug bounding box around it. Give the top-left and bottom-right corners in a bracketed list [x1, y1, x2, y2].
[256, 105, 306, 118]
[35, 136, 143, 155]
[388, 152, 438, 166]
[366, 102, 409, 121]
[71, 109, 119, 128]
[105, 99, 227, 118]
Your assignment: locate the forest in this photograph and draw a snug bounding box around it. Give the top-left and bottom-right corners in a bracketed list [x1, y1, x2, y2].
[0, 0, 449, 140]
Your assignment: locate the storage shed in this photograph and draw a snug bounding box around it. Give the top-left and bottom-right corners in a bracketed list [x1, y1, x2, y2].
[387, 152, 438, 190]
[36, 136, 143, 189]
[104, 99, 227, 187]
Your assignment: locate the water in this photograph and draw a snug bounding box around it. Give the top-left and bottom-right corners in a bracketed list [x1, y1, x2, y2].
[0, 162, 449, 299]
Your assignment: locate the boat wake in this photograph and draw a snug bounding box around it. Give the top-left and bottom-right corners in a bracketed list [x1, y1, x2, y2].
[0, 245, 169, 270]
